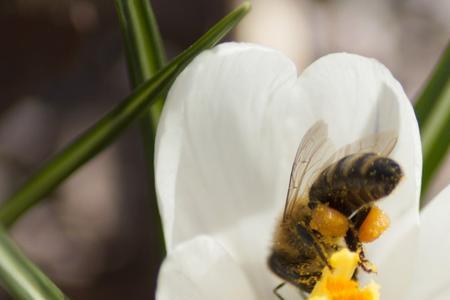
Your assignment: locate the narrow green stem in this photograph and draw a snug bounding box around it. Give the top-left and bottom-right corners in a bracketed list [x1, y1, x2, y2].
[0, 225, 68, 300]
[114, 0, 167, 256]
[0, 2, 251, 226]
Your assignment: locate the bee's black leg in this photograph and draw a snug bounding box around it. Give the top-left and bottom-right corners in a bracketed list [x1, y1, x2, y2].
[273, 282, 286, 300]
[345, 226, 375, 273]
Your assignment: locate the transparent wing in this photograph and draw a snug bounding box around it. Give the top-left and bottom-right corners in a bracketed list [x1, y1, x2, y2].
[282, 124, 398, 221]
[326, 130, 398, 166]
[283, 121, 336, 220]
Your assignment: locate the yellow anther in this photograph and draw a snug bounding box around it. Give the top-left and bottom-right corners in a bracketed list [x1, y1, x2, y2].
[308, 249, 380, 300]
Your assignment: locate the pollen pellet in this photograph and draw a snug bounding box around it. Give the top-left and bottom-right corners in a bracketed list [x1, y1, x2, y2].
[358, 206, 390, 243]
[310, 204, 349, 237]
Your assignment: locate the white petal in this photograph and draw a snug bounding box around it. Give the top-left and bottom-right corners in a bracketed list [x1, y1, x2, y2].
[155, 43, 421, 296]
[407, 185, 450, 300]
[156, 235, 257, 300]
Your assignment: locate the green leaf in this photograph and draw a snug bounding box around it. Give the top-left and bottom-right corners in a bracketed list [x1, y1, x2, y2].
[420, 84, 450, 205]
[0, 1, 251, 226]
[115, 0, 166, 84]
[415, 41, 450, 126]
[115, 0, 166, 130]
[414, 41, 450, 205]
[0, 225, 68, 300]
[114, 0, 167, 256]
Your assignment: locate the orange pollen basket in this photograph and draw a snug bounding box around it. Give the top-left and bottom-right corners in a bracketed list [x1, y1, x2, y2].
[310, 204, 349, 237]
[358, 206, 390, 243]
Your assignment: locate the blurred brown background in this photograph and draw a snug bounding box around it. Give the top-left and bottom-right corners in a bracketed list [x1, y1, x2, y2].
[0, 0, 449, 299]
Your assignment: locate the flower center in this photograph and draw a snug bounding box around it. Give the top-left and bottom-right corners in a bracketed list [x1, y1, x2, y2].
[308, 249, 380, 300]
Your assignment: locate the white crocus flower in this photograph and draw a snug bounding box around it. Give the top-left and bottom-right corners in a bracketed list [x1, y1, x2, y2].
[154, 43, 425, 299]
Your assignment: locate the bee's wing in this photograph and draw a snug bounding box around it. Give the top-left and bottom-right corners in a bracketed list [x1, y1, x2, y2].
[283, 121, 336, 220]
[282, 124, 398, 221]
[328, 130, 398, 164]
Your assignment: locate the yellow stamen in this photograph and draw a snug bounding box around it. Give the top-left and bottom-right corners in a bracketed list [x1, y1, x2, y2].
[308, 249, 380, 300]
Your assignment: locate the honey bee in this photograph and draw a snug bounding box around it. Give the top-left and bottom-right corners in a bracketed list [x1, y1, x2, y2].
[268, 121, 403, 298]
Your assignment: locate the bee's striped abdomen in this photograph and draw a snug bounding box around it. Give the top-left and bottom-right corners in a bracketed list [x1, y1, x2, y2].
[308, 153, 403, 216]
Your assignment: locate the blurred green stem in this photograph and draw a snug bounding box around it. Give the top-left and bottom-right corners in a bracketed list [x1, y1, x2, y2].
[0, 2, 251, 226]
[115, 0, 167, 256]
[415, 41, 450, 205]
[415, 41, 450, 126]
[0, 225, 68, 300]
[420, 84, 450, 205]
